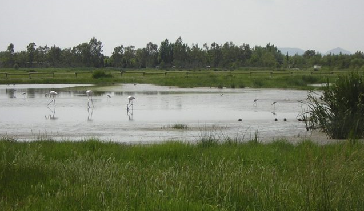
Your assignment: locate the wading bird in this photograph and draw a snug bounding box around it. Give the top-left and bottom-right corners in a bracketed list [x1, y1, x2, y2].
[271, 101, 277, 110]
[127, 96, 135, 120]
[86, 90, 94, 108]
[253, 99, 258, 106]
[128, 96, 135, 105]
[47, 91, 58, 106]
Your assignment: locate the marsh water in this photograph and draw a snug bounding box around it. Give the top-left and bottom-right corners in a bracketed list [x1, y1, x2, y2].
[0, 84, 312, 143]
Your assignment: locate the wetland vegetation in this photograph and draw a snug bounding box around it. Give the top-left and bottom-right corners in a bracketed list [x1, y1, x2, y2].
[0, 67, 347, 90]
[1, 139, 364, 210]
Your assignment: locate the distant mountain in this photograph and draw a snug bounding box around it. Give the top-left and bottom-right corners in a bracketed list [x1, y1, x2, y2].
[278, 47, 305, 56]
[325, 47, 351, 55]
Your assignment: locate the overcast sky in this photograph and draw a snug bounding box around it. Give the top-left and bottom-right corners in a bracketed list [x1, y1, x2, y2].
[1, 0, 363, 56]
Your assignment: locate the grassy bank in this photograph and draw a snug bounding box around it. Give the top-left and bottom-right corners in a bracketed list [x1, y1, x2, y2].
[0, 68, 346, 89]
[1, 139, 363, 210]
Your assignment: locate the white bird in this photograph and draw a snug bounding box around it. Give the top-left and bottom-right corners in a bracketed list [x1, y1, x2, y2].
[47, 91, 58, 106]
[86, 90, 93, 99]
[128, 96, 135, 104]
[49, 91, 58, 97]
[106, 94, 111, 98]
[86, 90, 94, 108]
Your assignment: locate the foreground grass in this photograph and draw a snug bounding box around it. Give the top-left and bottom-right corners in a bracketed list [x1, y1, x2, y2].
[1, 139, 363, 210]
[0, 68, 343, 89]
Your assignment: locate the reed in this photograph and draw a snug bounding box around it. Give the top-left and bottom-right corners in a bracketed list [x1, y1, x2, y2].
[1, 138, 363, 210]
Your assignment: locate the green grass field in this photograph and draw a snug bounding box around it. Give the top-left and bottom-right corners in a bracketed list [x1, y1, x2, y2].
[0, 67, 350, 89]
[1, 139, 364, 210]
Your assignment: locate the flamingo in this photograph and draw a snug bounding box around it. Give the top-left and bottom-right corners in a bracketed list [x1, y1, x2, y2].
[86, 90, 94, 108]
[271, 101, 277, 110]
[253, 99, 258, 106]
[86, 90, 93, 99]
[47, 91, 58, 106]
[128, 96, 135, 105]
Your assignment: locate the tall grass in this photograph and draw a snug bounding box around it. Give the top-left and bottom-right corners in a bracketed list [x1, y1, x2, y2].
[0, 68, 334, 89]
[1, 139, 363, 210]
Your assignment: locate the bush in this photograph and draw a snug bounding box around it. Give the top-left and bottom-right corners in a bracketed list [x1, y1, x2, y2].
[92, 70, 113, 79]
[307, 72, 364, 139]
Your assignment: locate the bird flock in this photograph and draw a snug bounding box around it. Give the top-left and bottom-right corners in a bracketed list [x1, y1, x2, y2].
[42, 89, 135, 109]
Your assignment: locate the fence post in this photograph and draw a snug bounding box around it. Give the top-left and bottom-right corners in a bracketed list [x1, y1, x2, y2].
[75, 72, 78, 78]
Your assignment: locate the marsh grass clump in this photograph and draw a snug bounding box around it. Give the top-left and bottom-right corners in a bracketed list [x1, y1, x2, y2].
[171, 124, 188, 130]
[307, 72, 364, 139]
[92, 70, 113, 79]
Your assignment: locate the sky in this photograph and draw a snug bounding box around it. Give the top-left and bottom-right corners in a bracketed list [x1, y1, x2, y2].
[1, 0, 364, 56]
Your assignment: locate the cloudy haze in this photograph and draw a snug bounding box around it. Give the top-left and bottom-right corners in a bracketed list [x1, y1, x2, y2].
[1, 0, 363, 55]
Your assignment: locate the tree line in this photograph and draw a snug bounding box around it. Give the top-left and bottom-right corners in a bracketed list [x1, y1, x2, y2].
[1, 37, 363, 70]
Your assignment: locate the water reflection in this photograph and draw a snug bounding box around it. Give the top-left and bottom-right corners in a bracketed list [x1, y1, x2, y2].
[6, 88, 17, 98]
[45, 107, 58, 120]
[0, 84, 314, 142]
[127, 106, 134, 121]
[87, 107, 93, 121]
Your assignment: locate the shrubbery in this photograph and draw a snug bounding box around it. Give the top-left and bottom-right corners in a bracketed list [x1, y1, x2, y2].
[307, 72, 364, 139]
[92, 70, 113, 79]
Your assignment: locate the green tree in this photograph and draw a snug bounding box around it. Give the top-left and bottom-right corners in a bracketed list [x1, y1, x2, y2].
[47, 45, 62, 67]
[173, 37, 189, 68]
[16, 51, 28, 68]
[123, 46, 136, 68]
[73, 42, 91, 66]
[350, 51, 364, 69]
[207, 42, 222, 68]
[145, 42, 158, 68]
[36, 45, 50, 67]
[26, 42, 36, 67]
[1, 43, 15, 67]
[111, 45, 124, 68]
[189, 44, 206, 68]
[136, 48, 148, 68]
[61, 48, 73, 67]
[159, 39, 173, 67]
[89, 37, 104, 67]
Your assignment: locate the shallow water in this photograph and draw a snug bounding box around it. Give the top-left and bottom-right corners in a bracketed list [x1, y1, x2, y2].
[0, 84, 312, 143]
